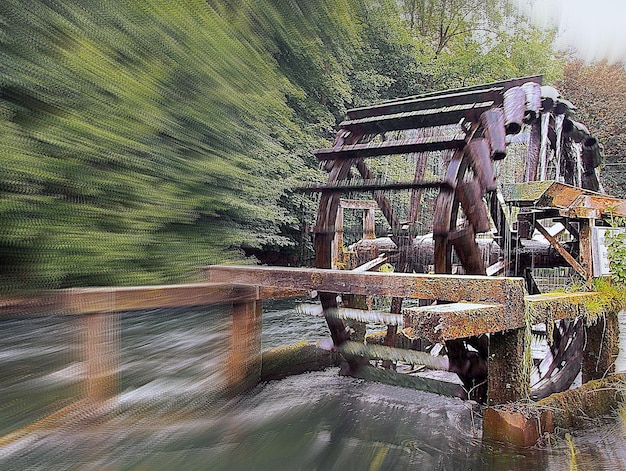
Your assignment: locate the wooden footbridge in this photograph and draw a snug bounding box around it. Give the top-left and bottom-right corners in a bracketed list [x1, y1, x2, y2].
[2, 76, 625, 447]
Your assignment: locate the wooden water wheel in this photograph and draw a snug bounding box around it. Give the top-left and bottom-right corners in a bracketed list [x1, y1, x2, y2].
[310, 76, 598, 402]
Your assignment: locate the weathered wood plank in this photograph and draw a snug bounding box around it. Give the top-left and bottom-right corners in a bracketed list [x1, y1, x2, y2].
[313, 135, 465, 160]
[524, 291, 597, 323]
[346, 88, 502, 119]
[346, 76, 542, 120]
[52, 282, 258, 315]
[204, 265, 526, 306]
[534, 221, 587, 279]
[297, 179, 450, 194]
[339, 102, 494, 135]
[403, 302, 508, 342]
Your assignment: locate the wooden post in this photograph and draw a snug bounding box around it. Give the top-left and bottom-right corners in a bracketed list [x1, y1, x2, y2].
[578, 218, 594, 282]
[488, 328, 528, 405]
[332, 205, 344, 269]
[226, 298, 262, 393]
[582, 311, 620, 382]
[363, 208, 376, 240]
[83, 312, 120, 402]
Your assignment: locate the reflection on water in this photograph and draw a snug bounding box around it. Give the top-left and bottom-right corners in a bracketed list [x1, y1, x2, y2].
[0, 301, 625, 470]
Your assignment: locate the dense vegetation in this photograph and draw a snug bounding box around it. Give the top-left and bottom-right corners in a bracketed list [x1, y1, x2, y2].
[557, 61, 626, 198]
[0, 0, 563, 293]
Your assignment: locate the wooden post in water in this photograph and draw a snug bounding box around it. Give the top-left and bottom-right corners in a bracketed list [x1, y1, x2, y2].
[487, 328, 527, 405]
[83, 312, 120, 402]
[226, 297, 262, 394]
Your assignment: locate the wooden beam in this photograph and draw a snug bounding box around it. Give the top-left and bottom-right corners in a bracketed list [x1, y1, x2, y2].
[351, 254, 387, 273]
[488, 328, 528, 404]
[525, 291, 598, 323]
[339, 102, 494, 135]
[313, 135, 465, 160]
[403, 302, 507, 342]
[204, 265, 526, 307]
[347, 88, 502, 119]
[226, 298, 262, 394]
[296, 179, 450, 194]
[32, 282, 259, 316]
[346, 75, 542, 119]
[534, 221, 587, 279]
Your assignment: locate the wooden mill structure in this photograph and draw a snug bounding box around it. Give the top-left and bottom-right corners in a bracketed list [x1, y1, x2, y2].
[207, 75, 626, 443]
[209, 76, 624, 434]
[2, 76, 625, 448]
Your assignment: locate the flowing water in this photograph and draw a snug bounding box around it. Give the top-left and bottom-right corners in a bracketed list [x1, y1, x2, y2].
[1, 300, 625, 470]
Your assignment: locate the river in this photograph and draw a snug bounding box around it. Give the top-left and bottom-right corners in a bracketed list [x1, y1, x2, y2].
[1, 300, 625, 470]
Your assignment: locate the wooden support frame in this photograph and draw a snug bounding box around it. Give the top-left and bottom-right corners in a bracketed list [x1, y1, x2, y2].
[228, 298, 263, 393]
[533, 220, 587, 279]
[2, 282, 261, 404]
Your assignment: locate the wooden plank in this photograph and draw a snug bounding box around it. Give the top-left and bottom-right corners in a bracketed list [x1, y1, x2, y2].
[313, 135, 465, 160]
[55, 282, 258, 315]
[339, 102, 494, 135]
[403, 302, 508, 342]
[486, 259, 508, 276]
[204, 265, 526, 306]
[350, 254, 387, 273]
[297, 179, 450, 194]
[347, 88, 502, 119]
[524, 291, 598, 323]
[346, 75, 542, 119]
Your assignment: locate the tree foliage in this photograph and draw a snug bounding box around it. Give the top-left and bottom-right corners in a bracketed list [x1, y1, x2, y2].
[0, 0, 563, 293]
[558, 60, 626, 157]
[399, 0, 564, 89]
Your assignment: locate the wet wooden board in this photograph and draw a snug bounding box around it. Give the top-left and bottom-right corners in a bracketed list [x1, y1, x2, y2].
[346, 87, 502, 119]
[204, 265, 525, 306]
[403, 302, 506, 342]
[313, 135, 465, 160]
[2, 283, 259, 317]
[339, 102, 494, 135]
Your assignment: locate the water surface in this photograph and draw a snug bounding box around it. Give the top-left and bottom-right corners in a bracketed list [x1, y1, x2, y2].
[0, 301, 625, 470]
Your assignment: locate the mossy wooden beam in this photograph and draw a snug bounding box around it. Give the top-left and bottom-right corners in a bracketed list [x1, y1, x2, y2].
[204, 265, 525, 306]
[260, 342, 339, 381]
[352, 365, 468, 399]
[537, 373, 626, 429]
[403, 302, 507, 342]
[484, 374, 626, 447]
